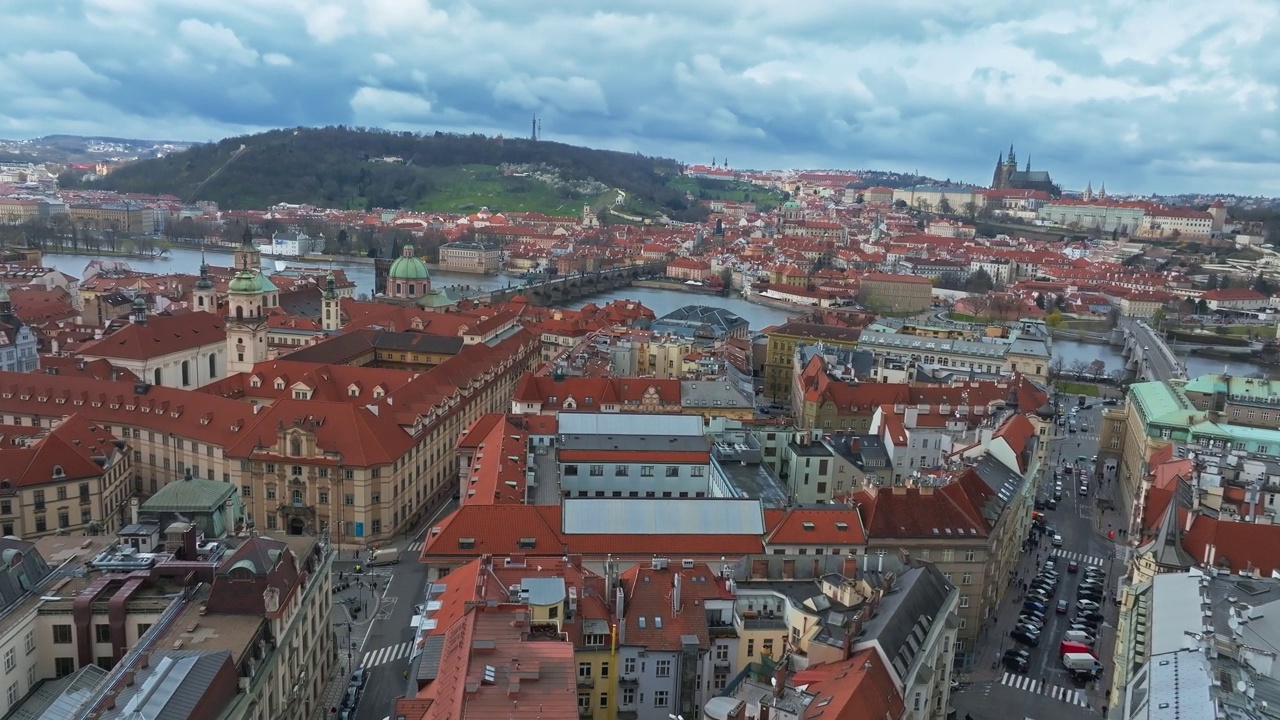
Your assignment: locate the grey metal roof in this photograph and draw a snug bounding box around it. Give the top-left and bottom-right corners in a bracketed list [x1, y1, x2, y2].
[416, 634, 444, 682]
[655, 305, 747, 332]
[562, 498, 764, 535]
[0, 537, 53, 613]
[108, 650, 234, 720]
[558, 413, 703, 438]
[857, 564, 954, 683]
[857, 331, 1010, 359]
[519, 577, 567, 606]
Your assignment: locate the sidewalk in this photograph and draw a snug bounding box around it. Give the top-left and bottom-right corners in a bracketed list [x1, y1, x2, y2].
[967, 532, 1055, 683]
[314, 644, 350, 719]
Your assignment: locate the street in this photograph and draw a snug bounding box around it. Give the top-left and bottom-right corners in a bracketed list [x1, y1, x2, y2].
[316, 500, 456, 720]
[951, 398, 1123, 720]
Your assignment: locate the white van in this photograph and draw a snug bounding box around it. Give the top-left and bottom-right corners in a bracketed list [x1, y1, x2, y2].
[1063, 630, 1095, 646]
[369, 548, 401, 566]
[1063, 652, 1102, 673]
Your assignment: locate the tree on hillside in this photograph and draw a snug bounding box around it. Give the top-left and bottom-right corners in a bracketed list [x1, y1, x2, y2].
[937, 197, 953, 215]
[1044, 309, 1064, 327]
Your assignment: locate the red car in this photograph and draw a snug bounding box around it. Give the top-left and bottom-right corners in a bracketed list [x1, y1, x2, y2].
[1068, 561, 1079, 573]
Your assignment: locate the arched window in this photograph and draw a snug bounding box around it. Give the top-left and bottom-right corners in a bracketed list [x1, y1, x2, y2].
[395, 283, 402, 295]
[325, 308, 330, 319]
[197, 296, 204, 307]
[153, 368, 162, 385]
[235, 306, 244, 320]
[290, 437, 301, 456]
[208, 353, 217, 377]
[181, 361, 190, 386]
[292, 489, 303, 506]
[408, 283, 415, 295]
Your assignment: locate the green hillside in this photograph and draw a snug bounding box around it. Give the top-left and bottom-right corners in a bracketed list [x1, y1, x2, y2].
[73, 127, 708, 220]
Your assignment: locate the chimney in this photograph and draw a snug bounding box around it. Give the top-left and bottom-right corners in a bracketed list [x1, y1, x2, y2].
[771, 661, 788, 699]
[615, 587, 625, 623]
[672, 573, 682, 615]
[183, 524, 199, 561]
[129, 497, 139, 526]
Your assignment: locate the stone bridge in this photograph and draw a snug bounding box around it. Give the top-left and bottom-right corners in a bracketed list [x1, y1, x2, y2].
[484, 262, 667, 307]
[1115, 316, 1188, 382]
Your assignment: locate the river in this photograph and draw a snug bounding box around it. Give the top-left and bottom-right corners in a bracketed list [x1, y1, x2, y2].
[40, 247, 800, 329]
[38, 248, 1277, 377]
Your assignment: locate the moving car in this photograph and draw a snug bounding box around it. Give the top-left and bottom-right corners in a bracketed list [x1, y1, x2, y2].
[1052, 534, 1064, 547]
[1067, 561, 1080, 573]
[1004, 653, 1030, 673]
[1056, 599, 1069, 614]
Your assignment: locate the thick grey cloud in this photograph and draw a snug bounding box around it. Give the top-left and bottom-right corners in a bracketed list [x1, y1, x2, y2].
[2, 0, 1278, 194]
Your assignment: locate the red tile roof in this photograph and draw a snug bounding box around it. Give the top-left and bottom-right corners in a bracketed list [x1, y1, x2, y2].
[620, 563, 734, 651]
[76, 311, 225, 361]
[0, 414, 124, 488]
[766, 507, 867, 546]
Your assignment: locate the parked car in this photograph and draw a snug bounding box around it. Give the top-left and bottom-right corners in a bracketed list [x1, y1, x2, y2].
[1076, 608, 1105, 622]
[1014, 622, 1043, 636]
[1056, 599, 1069, 614]
[1077, 599, 1101, 611]
[1052, 534, 1064, 547]
[1011, 629, 1040, 647]
[1027, 592, 1052, 604]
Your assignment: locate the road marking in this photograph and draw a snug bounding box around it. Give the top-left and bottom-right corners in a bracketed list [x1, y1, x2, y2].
[407, 541, 424, 553]
[360, 641, 414, 669]
[1052, 550, 1105, 566]
[1000, 672, 1088, 707]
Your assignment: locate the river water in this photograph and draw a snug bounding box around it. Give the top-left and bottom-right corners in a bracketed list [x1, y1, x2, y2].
[40, 248, 1274, 377]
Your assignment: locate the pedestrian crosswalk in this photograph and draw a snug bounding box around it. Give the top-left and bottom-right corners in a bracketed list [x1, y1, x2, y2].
[360, 641, 413, 669]
[1000, 673, 1088, 707]
[1052, 550, 1105, 566]
[407, 541, 424, 554]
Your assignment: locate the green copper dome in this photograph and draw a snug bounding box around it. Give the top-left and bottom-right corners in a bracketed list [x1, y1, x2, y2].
[388, 245, 429, 280]
[228, 269, 267, 294]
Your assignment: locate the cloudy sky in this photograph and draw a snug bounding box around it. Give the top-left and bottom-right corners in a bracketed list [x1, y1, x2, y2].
[3, 0, 1278, 195]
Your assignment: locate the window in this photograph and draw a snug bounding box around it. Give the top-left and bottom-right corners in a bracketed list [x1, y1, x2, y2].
[57, 486, 67, 500]
[762, 639, 774, 656]
[623, 657, 636, 675]
[614, 465, 629, 477]
[599, 693, 609, 708]
[665, 466, 679, 477]
[578, 662, 592, 679]
[6, 682, 15, 705]
[95, 624, 111, 643]
[622, 687, 636, 706]
[34, 516, 45, 533]
[640, 466, 654, 477]
[181, 360, 190, 386]
[962, 572, 973, 585]
[941, 549, 955, 562]
[32, 491, 43, 510]
[715, 644, 729, 661]
[52, 625, 71, 644]
[746, 639, 755, 656]
[578, 694, 591, 712]
[23, 631, 34, 655]
[600, 662, 609, 678]
[137, 623, 151, 638]
[4, 648, 14, 671]
[96, 656, 112, 670]
[713, 671, 728, 690]
[345, 494, 354, 506]
[589, 465, 604, 476]
[372, 520, 382, 534]
[655, 659, 671, 677]
[959, 595, 970, 608]
[54, 657, 74, 678]
[241, 485, 251, 497]
[371, 492, 381, 503]
[964, 550, 976, 562]
[691, 466, 705, 477]
[319, 491, 329, 504]
[0, 501, 9, 515]
[564, 465, 579, 476]
[266, 486, 277, 500]
[266, 515, 277, 530]
[653, 690, 669, 707]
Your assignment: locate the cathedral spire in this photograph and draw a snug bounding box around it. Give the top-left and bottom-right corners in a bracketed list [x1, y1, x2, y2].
[1025, 156, 1031, 172]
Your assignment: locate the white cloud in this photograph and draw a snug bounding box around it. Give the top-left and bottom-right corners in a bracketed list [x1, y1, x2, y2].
[0, 0, 1277, 193]
[177, 19, 260, 66]
[350, 86, 433, 122]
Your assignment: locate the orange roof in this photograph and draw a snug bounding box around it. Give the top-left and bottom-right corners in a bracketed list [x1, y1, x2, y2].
[620, 563, 735, 651]
[0, 414, 124, 487]
[791, 648, 906, 720]
[76, 311, 225, 361]
[766, 508, 867, 545]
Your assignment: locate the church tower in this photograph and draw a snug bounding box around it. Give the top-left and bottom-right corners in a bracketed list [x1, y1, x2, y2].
[234, 231, 262, 272]
[193, 246, 217, 313]
[991, 150, 1006, 189]
[225, 267, 269, 375]
[321, 273, 341, 331]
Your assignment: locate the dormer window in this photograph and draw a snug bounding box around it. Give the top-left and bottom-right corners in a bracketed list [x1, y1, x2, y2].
[250, 376, 262, 389]
[274, 378, 286, 390]
[373, 387, 385, 399]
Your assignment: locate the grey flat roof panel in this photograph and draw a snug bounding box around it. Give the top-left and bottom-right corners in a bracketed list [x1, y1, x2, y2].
[558, 413, 703, 438]
[562, 498, 764, 535]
